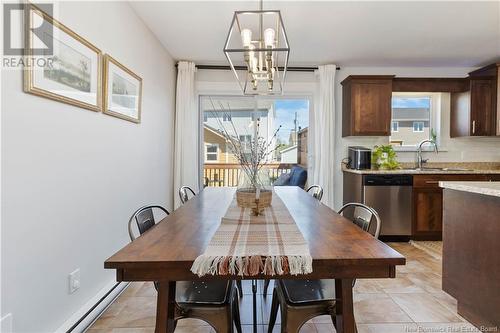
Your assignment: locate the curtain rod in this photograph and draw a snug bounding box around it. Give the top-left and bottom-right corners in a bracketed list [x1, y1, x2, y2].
[176, 64, 340, 72]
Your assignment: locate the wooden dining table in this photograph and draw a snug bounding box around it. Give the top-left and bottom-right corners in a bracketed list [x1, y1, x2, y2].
[105, 186, 406, 333]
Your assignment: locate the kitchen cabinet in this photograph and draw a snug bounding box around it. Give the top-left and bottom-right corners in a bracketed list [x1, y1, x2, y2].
[412, 174, 500, 240]
[341, 76, 394, 137]
[451, 64, 499, 137]
[442, 186, 500, 330]
[497, 65, 500, 135]
[413, 188, 443, 239]
[344, 171, 500, 241]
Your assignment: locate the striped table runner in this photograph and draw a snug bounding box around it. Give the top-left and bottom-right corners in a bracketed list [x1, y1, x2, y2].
[191, 191, 313, 277]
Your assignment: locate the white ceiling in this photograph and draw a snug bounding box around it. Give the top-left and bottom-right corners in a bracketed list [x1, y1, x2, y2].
[130, 1, 500, 67]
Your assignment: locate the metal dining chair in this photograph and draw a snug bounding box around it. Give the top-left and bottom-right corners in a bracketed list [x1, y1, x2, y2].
[267, 203, 381, 333]
[306, 185, 324, 201]
[262, 185, 325, 297]
[179, 186, 197, 204]
[178, 186, 245, 298]
[128, 205, 242, 333]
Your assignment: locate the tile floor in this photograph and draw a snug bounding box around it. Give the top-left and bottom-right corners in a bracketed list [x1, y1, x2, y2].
[87, 242, 480, 333]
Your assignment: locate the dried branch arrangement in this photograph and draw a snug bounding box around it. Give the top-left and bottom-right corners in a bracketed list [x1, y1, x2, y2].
[208, 97, 282, 191]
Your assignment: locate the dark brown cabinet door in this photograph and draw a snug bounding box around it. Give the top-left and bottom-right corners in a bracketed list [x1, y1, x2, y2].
[412, 174, 493, 240]
[470, 79, 494, 136]
[342, 76, 393, 137]
[413, 188, 443, 239]
[451, 72, 497, 137]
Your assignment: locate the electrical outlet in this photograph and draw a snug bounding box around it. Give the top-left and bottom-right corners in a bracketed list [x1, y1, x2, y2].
[1, 313, 13, 333]
[69, 269, 80, 294]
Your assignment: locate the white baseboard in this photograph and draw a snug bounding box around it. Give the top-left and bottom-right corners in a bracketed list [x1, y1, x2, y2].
[55, 280, 129, 333]
[1, 313, 13, 333]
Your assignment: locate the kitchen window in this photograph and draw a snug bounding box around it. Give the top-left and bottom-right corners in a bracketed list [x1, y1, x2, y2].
[413, 121, 424, 132]
[390, 94, 433, 148]
[205, 144, 219, 162]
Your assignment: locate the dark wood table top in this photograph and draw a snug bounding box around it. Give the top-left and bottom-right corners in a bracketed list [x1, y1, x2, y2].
[105, 187, 405, 281]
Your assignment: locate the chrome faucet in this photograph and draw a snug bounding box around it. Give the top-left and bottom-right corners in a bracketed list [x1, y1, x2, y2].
[417, 139, 438, 169]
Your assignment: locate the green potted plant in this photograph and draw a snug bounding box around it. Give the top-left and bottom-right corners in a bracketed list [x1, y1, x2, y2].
[372, 145, 400, 170]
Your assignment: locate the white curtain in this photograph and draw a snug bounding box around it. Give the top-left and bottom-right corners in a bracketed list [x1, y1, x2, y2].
[173, 61, 198, 208]
[312, 64, 336, 209]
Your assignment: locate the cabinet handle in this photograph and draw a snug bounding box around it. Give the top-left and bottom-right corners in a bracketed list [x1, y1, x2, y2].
[425, 181, 439, 184]
[472, 120, 476, 134]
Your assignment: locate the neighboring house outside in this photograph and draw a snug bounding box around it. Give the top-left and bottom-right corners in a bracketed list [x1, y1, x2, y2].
[390, 107, 430, 146]
[280, 145, 298, 163]
[278, 127, 309, 165]
[202, 99, 276, 163]
[204, 125, 237, 164]
[297, 127, 308, 167]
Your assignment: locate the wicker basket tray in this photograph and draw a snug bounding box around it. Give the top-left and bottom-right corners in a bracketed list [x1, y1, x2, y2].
[236, 188, 273, 215]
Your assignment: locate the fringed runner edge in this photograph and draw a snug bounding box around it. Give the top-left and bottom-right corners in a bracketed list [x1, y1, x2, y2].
[191, 254, 313, 277]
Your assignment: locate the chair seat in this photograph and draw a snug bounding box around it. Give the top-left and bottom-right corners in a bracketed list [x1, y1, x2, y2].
[281, 279, 337, 304]
[176, 280, 233, 305]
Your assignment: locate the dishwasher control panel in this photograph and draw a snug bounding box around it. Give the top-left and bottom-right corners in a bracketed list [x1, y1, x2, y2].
[364, 175, 413, 186]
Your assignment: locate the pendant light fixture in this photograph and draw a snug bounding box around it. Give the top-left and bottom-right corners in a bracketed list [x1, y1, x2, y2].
[223, 0, 290, 95]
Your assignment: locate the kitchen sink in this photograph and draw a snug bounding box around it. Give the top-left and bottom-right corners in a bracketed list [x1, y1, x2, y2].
[440, 167, 474, 172]
[401, 167, 474, 172]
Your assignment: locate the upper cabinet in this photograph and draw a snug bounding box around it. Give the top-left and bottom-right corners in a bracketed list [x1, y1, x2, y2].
[341, 64, 499, 138]
[451, 63, 499, 137]
[342, 76, 394, 137]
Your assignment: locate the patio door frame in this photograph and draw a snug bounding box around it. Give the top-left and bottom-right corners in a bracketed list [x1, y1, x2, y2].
[197, 93, 314, 189]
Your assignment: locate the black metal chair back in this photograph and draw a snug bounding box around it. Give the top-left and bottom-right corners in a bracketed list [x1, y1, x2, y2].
[179, 186, 196, 205]
[306, 185, 324, 201]
[338, 202, 381, 239]
[128, 205, 169, 241]
[125, 206, 241, 333]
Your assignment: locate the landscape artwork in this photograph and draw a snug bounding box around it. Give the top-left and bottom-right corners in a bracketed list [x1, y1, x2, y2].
[103, 55, 142, 123]
[111, 73, 138, 110]
[43, 37, 92, 93]
[24, 5, 102, 111]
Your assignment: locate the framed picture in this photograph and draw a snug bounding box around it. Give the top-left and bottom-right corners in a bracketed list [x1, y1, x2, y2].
[103, 55, 142, 123]
[24, 4, 102, 112]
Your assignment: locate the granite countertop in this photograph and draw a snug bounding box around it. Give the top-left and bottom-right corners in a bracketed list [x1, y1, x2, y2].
[342, 162, 500, 175]
[439, 181, 500, 198]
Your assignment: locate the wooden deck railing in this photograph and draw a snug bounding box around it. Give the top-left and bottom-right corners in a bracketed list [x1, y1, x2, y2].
[203, 163, 295, 187]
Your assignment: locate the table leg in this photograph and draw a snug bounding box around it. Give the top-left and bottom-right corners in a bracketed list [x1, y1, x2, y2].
[252, 279, 258, 333]
[155, 281, 176, 333]
[335, 278, 356, 333]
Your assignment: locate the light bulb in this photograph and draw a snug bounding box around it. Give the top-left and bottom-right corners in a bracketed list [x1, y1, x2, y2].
[248, 44, 255, 58]
[264, 28, 275, 48]
[241, 29, 252, 48]
[252, 56, 258, 73]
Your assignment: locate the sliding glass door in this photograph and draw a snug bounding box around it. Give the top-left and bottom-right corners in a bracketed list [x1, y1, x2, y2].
[200, 95, 310, 187]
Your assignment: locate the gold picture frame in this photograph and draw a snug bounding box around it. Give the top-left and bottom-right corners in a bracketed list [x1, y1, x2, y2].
[23, 4, 103, 112]
[103, 55, 142, 123]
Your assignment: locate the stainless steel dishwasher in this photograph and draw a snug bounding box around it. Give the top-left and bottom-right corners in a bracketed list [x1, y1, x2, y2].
[363, 174, 413, 236]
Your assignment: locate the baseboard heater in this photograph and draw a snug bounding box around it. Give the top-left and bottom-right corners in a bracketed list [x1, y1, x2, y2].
[65, 282, 126, 333]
